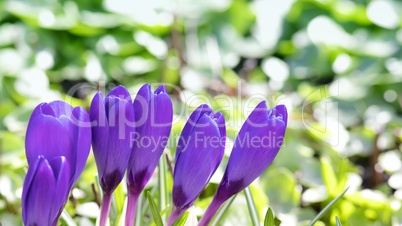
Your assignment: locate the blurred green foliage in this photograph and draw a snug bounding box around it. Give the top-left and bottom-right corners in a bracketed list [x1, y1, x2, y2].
[1, 0, 402, 225]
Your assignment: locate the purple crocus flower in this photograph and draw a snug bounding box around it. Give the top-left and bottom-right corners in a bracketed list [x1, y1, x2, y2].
[22, 156, 70, 226]
[125, 84, 173, 226]
[167, 105, 226, 225]
[23, 100, 91, 225]
[25, 100, 92, 188]
[90, 85, 135, 226]
[198, 101, 287, 226]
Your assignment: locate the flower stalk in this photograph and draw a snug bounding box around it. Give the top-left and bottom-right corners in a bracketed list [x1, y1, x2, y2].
[197, 197, 226, 226]
[99, 193, 113, 226]
[125, 191, 140, 226]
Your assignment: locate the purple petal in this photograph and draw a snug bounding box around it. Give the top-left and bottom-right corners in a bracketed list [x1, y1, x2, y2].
[218, 102, 287, 198]
[107, 85, 131, 100]
[22, 156, 41, 222]
[25, 115, 74, 170]
[48, 156, 71, 220]
[27, 103, 46, 128]
[272, 104, 288, 126]
[211, 112, 226, 172]
[155, 84, 167, 94]
[90, 92, 109, 181]
[175, 104, 213, 160]
[101, 98, 135, 194]
[105, 86, 131, 112]
[23, 157, 56, 225]
[42, 101, 74, 118]
[105, 86, 132, 120]
[172, 113, 224, 209]
[132, 84, 152, 126]
[70, 106, 91, 184]
[213, 112, 226, 144]
[127, 84, 173, 193]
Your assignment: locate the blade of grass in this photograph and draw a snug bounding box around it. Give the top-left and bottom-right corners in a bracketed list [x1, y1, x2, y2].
[264, 207, 274, 226]
[116, 197, 128, 226]
[335, 216, 342, 226]
[141, 185, 158, 216]
[114, 182, 125, 214]
[159, 153, 168, 224]
[147, 191, 163, 226]
[95, 173, 103, 200]
[171, 211, 189, 226]
[210, 195, 237, 226]
[60, 209, 77, 226]
[308, 187, 349, 226]
[113, 182, 125, 224]
[161, 204, 171, 218]
[244, 187, 259, 226]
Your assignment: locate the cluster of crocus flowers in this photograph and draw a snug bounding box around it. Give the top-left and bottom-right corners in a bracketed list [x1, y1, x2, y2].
[198, 102, 288, 225]
[89, 84, 173, 226]
[22, 101, 91, 225]
[21, 83, 287, 226]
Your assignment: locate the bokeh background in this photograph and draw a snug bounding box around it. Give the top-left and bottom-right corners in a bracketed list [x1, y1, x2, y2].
[1, 0, 402, 225]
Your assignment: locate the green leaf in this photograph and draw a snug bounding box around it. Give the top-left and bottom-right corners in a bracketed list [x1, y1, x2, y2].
[141, 185, 158, 216]
[113, 182, 125, 225]
[60, 209, 77, 226]
[335, 216, 342, 226]
[146, 191, 164, 226]
[264, 207, 274, 226]
[115, 197, 128, 226]
[211, 195, 237, 226]
[308, 188, 349, 226]
[95, 174, 103, 200]
[171, 211, 189, 226]
[244, 187, 259, 226]
[160, 204, 171, 217]
[261, 168, 300, 213]
[321, 157, 337, 196]
[221, 68, 240, 88]
[114, 182, 125, 215]
[159, 153, 169, 223]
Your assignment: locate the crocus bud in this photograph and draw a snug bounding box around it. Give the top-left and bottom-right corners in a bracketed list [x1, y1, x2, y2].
[198, 101, 287, 226]
[125, 84, 173, 226]
[168, 105, 226, 225]
[25, 100, 91, 189]
[90, 85, 135, 226]
[22, 156, 70, 226]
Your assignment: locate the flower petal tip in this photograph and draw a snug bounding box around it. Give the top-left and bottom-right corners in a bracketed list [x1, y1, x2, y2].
[107, 85, 131, 100]
[271, 105, 288, 124]
[155, 84, 168, 94]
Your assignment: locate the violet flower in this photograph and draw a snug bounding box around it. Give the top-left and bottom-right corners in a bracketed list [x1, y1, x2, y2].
[168, 105, 226, 225]
[22, 156, 70, 226]
[23, 100, 91, 225]
[25, 100, 92, 188]
[125, 84, 173, 226]
[198, 102, 287, 226]
[90, 85, 135, 226]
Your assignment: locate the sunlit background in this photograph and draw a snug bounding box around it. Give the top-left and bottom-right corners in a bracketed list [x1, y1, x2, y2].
[1, 0, 402, 225]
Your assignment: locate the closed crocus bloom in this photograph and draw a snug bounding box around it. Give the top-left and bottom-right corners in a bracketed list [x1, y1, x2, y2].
[125, 84, 173, 226]
[198, 102, 287, 226]
[25, 100, 91, 190]
[168, 105, 226, 225]
[22, 156, 70, 226]
[90, 85, 135, 226]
